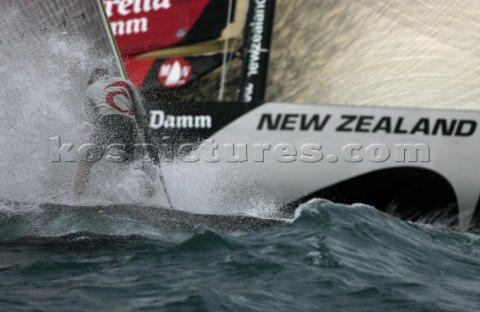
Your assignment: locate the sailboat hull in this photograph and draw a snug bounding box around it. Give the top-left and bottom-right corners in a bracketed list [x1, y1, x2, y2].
[147, 101, 480, 230]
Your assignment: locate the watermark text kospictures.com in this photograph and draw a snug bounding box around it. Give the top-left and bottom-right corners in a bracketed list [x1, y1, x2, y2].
[50, 137, 430, 164]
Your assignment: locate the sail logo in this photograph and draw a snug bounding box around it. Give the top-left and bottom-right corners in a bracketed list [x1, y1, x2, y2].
[247, 0, 267, 78]
[104, 0, 172, 17]
[158, 58, 192, 88]
[104, 0, 172, 36]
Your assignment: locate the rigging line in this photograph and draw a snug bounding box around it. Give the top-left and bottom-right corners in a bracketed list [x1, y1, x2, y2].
[224, 37, 244, 100]
[218, 0, 234, 101]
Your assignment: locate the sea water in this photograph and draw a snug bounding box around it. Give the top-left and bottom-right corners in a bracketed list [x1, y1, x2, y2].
[0, 199, 479, 311]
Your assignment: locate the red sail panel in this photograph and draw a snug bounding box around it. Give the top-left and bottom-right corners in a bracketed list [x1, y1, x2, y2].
[123, 58, 155, 87]
[104, 0, 210, 57]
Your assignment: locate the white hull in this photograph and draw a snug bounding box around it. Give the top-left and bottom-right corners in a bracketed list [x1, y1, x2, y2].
[193, 102, 480, 229]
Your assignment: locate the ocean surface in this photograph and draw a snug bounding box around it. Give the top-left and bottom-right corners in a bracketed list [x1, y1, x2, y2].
[0, 199, 479, 312]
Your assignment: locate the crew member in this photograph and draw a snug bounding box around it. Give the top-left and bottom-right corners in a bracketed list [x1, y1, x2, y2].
[73, 68, 148, 196]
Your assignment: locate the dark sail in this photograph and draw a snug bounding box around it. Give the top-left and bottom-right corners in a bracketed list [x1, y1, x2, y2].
[105, 0, 252, 102]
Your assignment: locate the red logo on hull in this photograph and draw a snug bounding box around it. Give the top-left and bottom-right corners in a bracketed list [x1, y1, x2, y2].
[158, 58, 192, 89]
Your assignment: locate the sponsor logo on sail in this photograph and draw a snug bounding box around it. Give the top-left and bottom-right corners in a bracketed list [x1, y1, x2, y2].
[243, 0, 268, 102]
[104, 0, 172, 36]
[158, 58, 192, 89]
